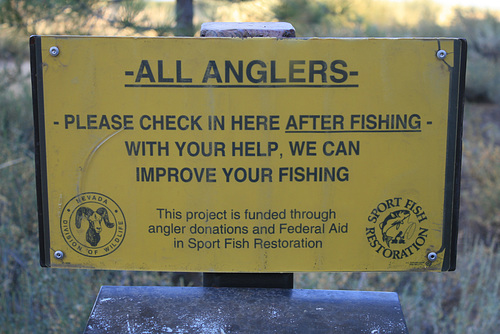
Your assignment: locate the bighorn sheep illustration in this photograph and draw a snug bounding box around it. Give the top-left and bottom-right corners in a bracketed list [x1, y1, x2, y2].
[75, 207, 114, 246]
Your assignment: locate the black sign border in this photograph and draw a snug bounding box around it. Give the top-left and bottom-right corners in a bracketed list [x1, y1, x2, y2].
[441, 38, 467, 271]
[30, 35, 51, 267]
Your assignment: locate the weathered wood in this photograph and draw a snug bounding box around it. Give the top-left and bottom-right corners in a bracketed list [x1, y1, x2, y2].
[200, 22, 295, 38]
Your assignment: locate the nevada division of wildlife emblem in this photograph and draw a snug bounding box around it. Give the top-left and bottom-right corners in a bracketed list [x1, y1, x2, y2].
[60, 192, 126, 257]
[366, 197, 429, 261]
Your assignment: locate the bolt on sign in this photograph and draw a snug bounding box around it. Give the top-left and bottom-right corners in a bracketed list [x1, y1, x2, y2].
[30, 36, 466, 272]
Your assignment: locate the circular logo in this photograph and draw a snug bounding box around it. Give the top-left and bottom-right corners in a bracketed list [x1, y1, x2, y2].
[366, 197, 429, 260]
[60, 192, 126, 257]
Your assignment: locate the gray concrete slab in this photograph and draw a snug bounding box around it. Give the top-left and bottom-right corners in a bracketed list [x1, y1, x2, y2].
[84, 286, 408, 333]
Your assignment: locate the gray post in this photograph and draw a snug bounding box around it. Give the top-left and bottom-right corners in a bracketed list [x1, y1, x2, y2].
[200, 22, 295, 38]
[200, 22, 296, 289]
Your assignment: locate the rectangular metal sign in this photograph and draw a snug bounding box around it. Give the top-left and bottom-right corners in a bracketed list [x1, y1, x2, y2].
[30, 36, 466, 272]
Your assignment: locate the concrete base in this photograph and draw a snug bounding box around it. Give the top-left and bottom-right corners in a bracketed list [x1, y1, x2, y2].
[84, 286, 408, 333]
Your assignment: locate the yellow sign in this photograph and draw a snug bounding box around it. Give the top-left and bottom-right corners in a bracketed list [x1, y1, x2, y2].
[30, 36, 466, 272]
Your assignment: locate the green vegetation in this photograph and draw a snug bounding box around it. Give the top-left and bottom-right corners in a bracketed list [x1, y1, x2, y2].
[0, 0, 499, 332]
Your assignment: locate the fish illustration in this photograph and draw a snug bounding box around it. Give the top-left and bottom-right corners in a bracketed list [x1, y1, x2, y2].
[379, 209, 411, 247]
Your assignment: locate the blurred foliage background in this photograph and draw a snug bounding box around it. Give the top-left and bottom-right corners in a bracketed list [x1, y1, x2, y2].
[0, 0, 499, 332]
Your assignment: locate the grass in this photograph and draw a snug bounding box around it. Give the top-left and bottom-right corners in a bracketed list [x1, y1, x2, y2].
[295, 239, 500, 333]
[0, 0, 499, 332]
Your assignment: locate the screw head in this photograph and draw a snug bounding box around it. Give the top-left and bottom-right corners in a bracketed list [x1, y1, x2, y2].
[49, 46, 60, 57]
[427, 252, 437, 262]
[436, 50, 447, 59]
[54, 250, 64, 259]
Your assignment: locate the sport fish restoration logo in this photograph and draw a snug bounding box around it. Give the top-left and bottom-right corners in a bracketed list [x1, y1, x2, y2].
[60, 193, 126, 257]
[366, 197, 429, 260]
